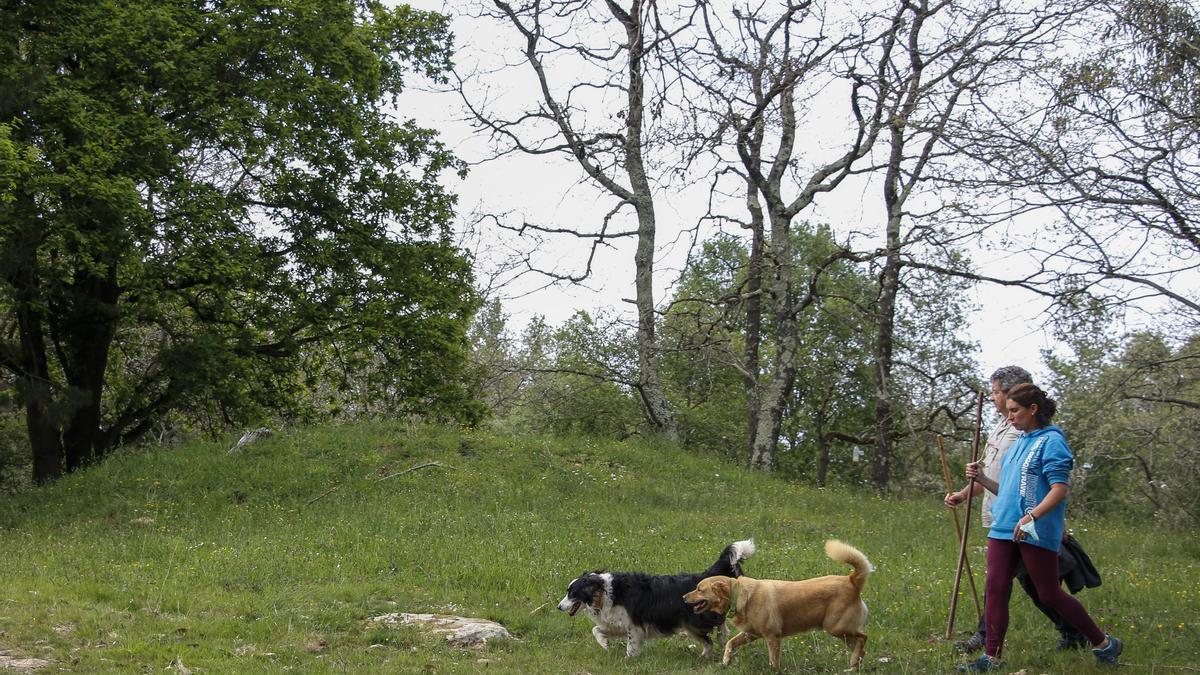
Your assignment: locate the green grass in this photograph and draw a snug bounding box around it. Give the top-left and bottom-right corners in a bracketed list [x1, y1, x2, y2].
[0, 422, 1196, 673]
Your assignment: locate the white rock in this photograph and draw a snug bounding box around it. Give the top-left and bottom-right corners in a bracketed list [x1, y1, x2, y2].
[367, 613, 515, 648]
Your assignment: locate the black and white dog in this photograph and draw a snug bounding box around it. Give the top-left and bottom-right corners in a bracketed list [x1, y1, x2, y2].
[556, 539, 756, 657]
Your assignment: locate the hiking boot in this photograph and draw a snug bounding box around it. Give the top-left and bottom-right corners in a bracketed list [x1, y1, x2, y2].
[1055, 634, 1089, 651]
[1093, 634, 1123, 667]
[954, 632, 985, 653]
[958, 654, 1004, 672]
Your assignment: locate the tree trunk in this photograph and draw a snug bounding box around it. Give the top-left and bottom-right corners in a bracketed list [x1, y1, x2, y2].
[749, 205, 797, 471]
[60, 264, 121, 471]
[13, 248, 65, 483]
[631, 200, 677, 440]
[620, 0, 677, 441]
[749, 373, 788, 471]
[873, 243, 900, 490]
[25, 382, 64, 485]
[743, 177, 765, 452]
[16, 331, 66, 482]
[815, 406, 830, 487]
[873, 116, 905, 491]
[14, 254, 121, 483]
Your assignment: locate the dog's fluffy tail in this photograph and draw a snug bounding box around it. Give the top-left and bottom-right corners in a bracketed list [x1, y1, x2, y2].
[706, 539, 757, 578]
[729, 539, 756, 565]
[826, 539, 873, 592]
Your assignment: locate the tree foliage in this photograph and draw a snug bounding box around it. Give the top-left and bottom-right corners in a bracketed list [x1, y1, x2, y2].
[1048, 330, 1200, 525]
[656, 223, 979, 487]
[492, 310, 643, 439]
[1, 0, 477, 483]
[659, 234, 754, 460]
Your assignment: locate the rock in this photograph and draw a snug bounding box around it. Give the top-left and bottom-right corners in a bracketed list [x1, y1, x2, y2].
[304, 638, 327, 653]
[0, 651, 51, 671]
[227, 428, 272, 454]
[367, 613, 515, 648]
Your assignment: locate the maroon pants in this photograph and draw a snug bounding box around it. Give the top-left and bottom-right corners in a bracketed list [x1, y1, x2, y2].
[984, 538, 1105, 658]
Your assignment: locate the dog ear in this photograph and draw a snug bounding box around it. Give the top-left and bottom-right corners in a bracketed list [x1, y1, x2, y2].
[591, 589, 605, 610]
[713, 578, 731, 607]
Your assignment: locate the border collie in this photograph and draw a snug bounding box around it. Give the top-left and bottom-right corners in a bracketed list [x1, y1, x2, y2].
[556, 539, 756, 657]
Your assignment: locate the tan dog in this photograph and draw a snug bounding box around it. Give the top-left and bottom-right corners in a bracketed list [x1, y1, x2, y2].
[682, 540, 873, 670]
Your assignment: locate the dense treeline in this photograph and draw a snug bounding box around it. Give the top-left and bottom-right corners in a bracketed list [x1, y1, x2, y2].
[463, 290, 1200, 524]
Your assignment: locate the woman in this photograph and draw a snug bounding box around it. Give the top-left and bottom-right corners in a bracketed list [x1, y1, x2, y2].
[958, 383, 1123, 672]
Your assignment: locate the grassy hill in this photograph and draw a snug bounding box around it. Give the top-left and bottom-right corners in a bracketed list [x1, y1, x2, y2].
[0, 422, 1195, 672]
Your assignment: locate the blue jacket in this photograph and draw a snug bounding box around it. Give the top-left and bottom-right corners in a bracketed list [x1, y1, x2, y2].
[987, 424, 1073, 552]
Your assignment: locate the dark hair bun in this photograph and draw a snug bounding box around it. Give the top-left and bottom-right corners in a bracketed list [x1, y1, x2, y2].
[1006, 383, 1057, 423]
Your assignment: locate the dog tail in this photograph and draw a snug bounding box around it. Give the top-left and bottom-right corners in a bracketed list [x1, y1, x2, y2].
[705, 539, 757, 578]
[826, 539, 873, 592]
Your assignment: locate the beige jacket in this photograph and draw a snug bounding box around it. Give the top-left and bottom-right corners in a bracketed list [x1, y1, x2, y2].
[980, 417, 1022, 529]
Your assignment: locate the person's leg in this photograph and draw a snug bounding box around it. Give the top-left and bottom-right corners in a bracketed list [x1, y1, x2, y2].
[983, 539, 1021, 659]
[972, 569, 1016, 637]
[1016, 571, 1086, 647]
[1016, 544, 1105, 645]
[954, 603, 987, 653]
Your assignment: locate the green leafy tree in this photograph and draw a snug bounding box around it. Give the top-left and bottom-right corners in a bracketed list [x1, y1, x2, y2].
[1048, 330, 1200, 525]
[881, 263, 982, 491]
[660, 225, 882, 483]
[464, 298, 527, 422]
[781, 226, 877, 487]
[660, 234, 752, 460]
[509, 311, 643, 439]
[1, 0, 476, 482]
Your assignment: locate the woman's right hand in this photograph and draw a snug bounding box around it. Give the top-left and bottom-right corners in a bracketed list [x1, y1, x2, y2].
[944, 490, 965, 508]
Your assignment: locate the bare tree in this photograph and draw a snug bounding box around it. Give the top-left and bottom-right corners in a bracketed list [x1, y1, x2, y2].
[862, 0, 1078, 489]
[946, 0, 1198, 337]
[456, 0, 698, 439]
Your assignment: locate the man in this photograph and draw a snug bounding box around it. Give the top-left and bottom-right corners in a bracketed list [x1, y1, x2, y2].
[944, 366, 1089, 652]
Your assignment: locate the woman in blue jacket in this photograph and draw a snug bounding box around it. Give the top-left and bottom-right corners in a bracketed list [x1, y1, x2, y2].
[959, 383, 1123, 671]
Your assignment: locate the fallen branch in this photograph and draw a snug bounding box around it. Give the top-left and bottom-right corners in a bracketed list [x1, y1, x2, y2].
[376, 461, 457, 482]
[305, 461, 457, 507]
[305, 483, 341, 506]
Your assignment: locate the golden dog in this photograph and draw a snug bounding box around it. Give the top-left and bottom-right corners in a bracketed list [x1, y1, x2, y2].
[682, 539, 872, 670]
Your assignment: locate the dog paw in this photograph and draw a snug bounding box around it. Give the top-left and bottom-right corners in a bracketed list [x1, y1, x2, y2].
[591, 627, 610, 650]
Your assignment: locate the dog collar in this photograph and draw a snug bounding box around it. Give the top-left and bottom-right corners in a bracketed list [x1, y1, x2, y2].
[727, 578, 739, 618]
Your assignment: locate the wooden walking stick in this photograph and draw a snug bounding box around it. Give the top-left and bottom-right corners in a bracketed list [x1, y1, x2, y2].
[939, 434, 982, 623]
[947, 391, 986, 640]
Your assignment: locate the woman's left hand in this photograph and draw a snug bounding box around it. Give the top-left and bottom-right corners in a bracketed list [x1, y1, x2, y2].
[1013, 514, 1035, 542]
